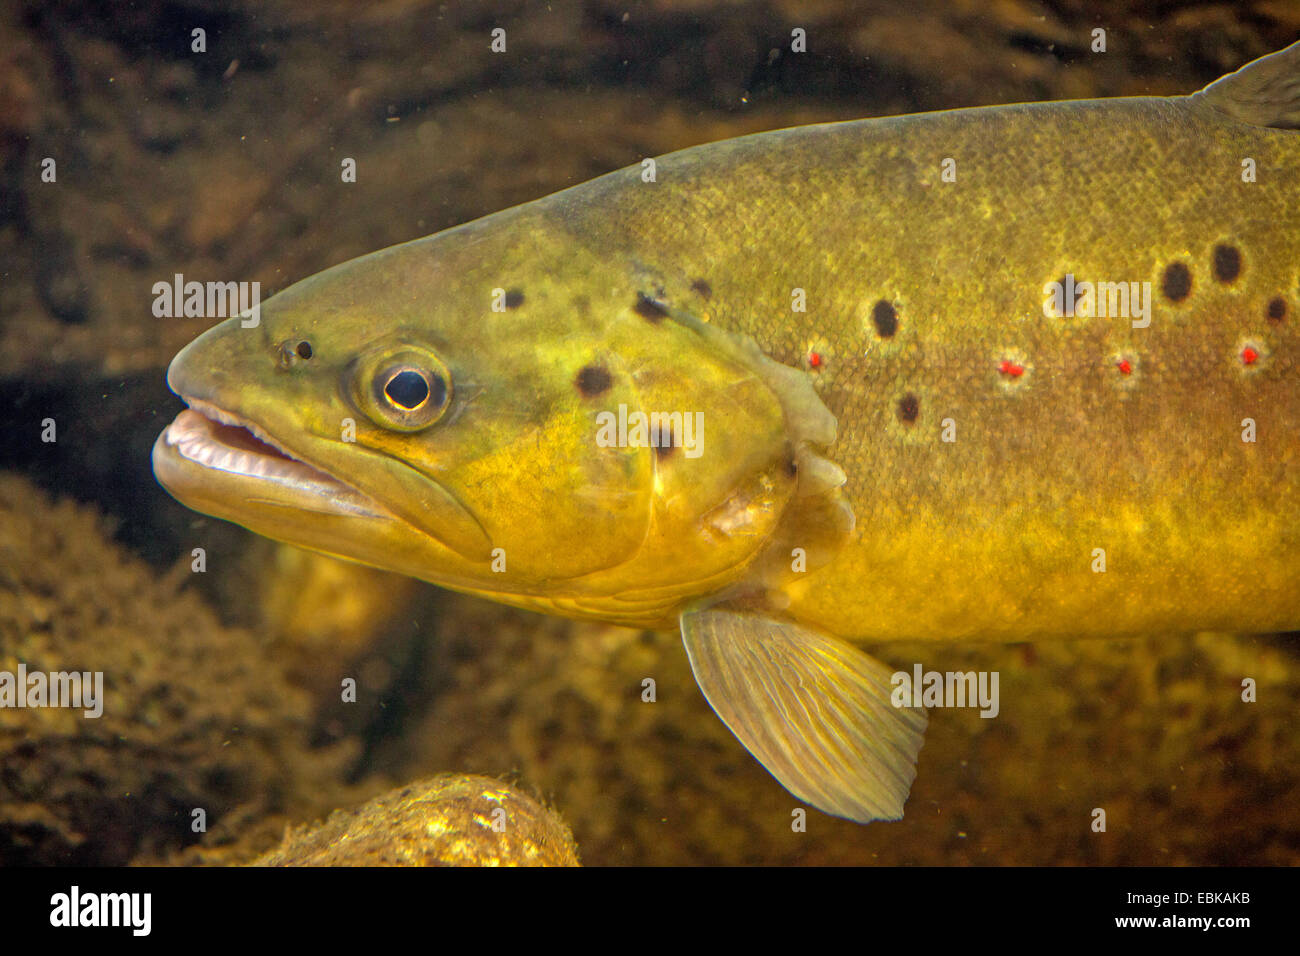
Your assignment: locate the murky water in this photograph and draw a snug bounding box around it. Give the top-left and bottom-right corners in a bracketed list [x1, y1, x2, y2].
[1, 0, 1297, 866]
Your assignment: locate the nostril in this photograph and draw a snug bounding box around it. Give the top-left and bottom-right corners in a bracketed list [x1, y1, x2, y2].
[278, 339, 314, 368]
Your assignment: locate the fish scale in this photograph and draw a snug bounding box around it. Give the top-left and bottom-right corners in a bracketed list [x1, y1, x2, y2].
[537, 91, 1300, 642]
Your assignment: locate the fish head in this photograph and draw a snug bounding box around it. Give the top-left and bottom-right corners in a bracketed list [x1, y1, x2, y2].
[154, 210, 828, 625]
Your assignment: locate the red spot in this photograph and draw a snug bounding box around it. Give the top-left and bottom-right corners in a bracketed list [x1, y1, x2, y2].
[1116, 358, 1132, 375]
[998, 359, 1024, 378]
[808, 351, 823, 369]
[1241, 346, 1259, 366]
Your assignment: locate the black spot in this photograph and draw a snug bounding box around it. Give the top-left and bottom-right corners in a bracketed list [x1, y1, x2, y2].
[782, 442, 798, 478]
[690, 278, 713, 299]
[1212, 244, 1241, 283]
[504, 288, 525, 309]
[634, 292, 669, 322]
[872, 299, 898, 338]
[295, 340, 313, 360]
[1052, 275, 1084, 314]
[575, 364, 612, 397]
[1267, 296, 1287, 322]
[897, 393, 920, 424]
[1162, 262, 1192, 302]
[653, 424, 676, 458]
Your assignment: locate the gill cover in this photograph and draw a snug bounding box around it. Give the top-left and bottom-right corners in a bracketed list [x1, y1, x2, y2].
[480, 290, 855, 624]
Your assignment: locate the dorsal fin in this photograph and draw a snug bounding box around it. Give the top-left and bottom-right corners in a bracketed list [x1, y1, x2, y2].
[1192, 40, 1300, 129]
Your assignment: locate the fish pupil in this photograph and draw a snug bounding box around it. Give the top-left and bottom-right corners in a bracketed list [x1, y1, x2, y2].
[385, 369, 432, 409]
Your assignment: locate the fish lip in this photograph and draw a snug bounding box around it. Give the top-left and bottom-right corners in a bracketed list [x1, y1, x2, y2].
[156, 323, 489, 559]
[156, 395, 392, 520]
[156, 388, 494, 560]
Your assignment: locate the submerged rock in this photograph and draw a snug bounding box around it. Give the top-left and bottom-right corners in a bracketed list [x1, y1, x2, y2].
[0, 473, 352, 865]
[253, 774, 579, 867]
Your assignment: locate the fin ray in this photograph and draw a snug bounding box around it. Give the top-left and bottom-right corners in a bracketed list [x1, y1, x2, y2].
[1193, 40, 1300, 129]
[680, 607, 927, 822]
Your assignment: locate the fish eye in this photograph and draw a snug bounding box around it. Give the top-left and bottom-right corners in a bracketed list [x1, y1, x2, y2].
[383, 368, 437, 411]
[359, 351, 452, 431]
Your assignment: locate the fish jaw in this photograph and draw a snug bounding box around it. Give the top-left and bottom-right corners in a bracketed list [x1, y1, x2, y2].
[154, 318, 395, 527]
[152, 400, 390, 523]
[151, 316, 494, 582]
[151, 395, 444, 585]
[151, 395, 502, 588]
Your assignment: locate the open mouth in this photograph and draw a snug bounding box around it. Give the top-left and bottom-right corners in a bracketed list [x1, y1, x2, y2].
[159, 398, 385, 517]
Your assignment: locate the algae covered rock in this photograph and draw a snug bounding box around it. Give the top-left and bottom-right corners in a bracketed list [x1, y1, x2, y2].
[253, 774, 579, 867]
[0, 473, 350, 865]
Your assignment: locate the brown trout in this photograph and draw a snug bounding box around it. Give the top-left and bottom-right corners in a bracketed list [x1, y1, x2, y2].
[154, 43, 1300, 823]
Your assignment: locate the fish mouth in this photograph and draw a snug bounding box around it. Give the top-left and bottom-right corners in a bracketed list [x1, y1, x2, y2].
[155, 397, 388, 519]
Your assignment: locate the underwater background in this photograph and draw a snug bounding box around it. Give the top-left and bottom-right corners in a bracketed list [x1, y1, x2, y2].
[1, 0, 1298, 865]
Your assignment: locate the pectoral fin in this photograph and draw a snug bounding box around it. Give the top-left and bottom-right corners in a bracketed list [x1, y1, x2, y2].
[680, 607, 927, 823]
